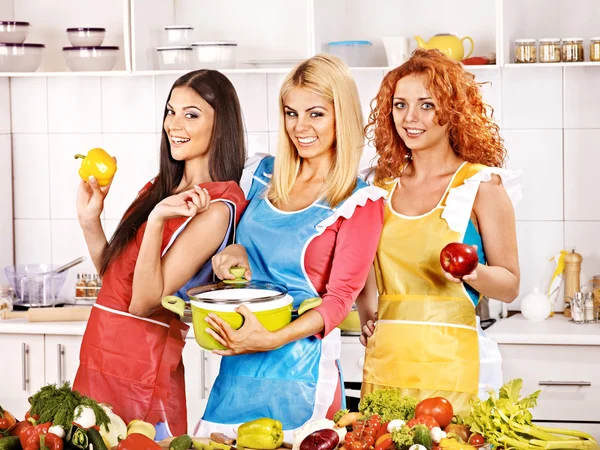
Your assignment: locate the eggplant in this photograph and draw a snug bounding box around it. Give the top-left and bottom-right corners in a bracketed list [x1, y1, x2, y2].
[299, 429, 339, 450]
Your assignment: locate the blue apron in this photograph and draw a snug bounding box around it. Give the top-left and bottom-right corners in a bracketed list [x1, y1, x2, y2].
[200, 156, 366, 436]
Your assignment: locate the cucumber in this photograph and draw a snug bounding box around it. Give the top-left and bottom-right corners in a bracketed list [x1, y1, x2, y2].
[87, 427, 108, 450]
[0, 436, 22, 450]
[170, 435, 193, 450]
[412, 425, 432, 450]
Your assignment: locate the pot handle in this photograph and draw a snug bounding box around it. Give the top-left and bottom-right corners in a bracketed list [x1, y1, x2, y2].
[297, 297, 323, 316]
[162, 295, 185, 317]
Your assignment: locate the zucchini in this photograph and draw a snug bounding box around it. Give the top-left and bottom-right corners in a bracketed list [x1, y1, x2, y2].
[0, 436, 22, 450]
[170, 435, 193, 450]
[87, 428, 108, 450]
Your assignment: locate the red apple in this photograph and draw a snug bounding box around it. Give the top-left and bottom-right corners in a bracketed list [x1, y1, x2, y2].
[440, 242, 479, 278]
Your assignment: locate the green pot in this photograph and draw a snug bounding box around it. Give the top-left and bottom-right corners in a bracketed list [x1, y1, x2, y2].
[162, 281, 293, 351]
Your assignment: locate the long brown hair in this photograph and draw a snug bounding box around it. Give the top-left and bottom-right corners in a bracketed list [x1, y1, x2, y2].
[366, 48, 506, 182]
[99, 69, 246, 275]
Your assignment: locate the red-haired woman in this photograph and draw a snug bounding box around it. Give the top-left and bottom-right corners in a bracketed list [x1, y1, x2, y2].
[357, 49, 522, 415]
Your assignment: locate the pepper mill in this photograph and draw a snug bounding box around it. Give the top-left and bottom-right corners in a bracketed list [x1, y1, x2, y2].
[563, 249, 583, 319]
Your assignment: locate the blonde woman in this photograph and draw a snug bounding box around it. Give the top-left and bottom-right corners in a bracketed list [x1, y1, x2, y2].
[196, 54, 386, 440]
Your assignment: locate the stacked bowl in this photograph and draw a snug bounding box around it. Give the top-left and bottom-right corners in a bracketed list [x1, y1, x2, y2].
[0, 21, 45, 72]
[63, 27, 118, 71]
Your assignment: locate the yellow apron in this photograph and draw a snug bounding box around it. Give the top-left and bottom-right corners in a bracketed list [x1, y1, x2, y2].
[362, 162, 488, 415]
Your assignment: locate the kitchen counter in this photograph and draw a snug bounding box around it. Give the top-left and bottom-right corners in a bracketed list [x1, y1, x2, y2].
[486, 313, 600, 345]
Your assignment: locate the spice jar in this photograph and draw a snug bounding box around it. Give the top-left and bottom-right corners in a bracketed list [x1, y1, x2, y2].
[539, 38, 561, 63]
[590, 38, 600, 62]
[562, 38, 584, 62]
[515, 39, 537, 63]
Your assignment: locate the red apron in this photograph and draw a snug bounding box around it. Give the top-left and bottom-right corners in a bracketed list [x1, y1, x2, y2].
[73, 181, 247, 436]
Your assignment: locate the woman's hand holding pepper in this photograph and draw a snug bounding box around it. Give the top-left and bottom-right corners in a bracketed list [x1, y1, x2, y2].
[205, 305, 276, 356]
[76, 156, 117, 225]
[148, 185, 210, 224]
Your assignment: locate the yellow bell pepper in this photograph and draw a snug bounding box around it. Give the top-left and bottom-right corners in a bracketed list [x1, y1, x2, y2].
[74, 148, 117, 186]
[236, 418, 284, 450]
[439, 437, 477, 449]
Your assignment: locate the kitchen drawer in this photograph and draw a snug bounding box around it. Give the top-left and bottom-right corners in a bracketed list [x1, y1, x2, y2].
[340, 338, 366, 383]
[499, 344, 600, 422]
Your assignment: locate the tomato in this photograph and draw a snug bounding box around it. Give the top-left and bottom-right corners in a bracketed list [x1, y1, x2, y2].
[444, 424, 471, 443]
[415, 397, 454, 428]
[469, 433, 485, 448]
[407, 415, 439, 430]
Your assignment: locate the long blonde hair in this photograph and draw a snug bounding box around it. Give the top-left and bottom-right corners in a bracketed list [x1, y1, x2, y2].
[268, 54, 364, 208]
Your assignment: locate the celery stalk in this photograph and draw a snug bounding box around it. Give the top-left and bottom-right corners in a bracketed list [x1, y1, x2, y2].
[536, 425, 598, 443]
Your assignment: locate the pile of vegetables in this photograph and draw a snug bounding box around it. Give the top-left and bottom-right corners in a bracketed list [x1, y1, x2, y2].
[465, 378, 599, 449]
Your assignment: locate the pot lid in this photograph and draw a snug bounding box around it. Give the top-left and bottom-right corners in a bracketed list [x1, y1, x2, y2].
[187, 279, 288, 304]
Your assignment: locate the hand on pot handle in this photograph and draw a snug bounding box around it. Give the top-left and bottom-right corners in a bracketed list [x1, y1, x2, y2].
[212, 244, 252, 281]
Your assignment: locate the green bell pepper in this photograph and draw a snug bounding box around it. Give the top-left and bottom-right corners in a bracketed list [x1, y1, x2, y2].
[236, 418, 283, 450]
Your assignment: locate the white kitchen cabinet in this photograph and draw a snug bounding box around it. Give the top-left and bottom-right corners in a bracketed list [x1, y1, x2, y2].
[0, 0, 130, 75]
[499, 343, 600, 440]
[0, 334, 45, 419]
[182, 339, 221, 434]
[44, 335, 83, 386]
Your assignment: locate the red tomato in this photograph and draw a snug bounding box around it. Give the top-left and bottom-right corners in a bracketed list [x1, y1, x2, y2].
[407, 415, 439, 430]
[415, 397, 454, 428]
[469, 433, 485, 448]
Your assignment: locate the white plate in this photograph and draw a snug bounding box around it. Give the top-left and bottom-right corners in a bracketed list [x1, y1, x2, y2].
[245, 59, 303, 68]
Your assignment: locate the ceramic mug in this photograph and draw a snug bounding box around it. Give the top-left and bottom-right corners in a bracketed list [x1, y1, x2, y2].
[382, 36, 410, 67]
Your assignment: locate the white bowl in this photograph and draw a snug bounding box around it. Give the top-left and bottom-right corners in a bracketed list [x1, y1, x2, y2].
[63, 46, 118, 71]
[0, 21, 29, 44]
[191, 41, 237, 69]
[67, 27, 106, 47]
[164, 25, 193, 46]
[157, 45, 192, 70]
[0, 43, 44, 72]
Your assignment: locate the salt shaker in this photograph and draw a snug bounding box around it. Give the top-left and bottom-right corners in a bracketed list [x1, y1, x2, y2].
[571, 291, 585, 323]
[584, 292, 596, 323]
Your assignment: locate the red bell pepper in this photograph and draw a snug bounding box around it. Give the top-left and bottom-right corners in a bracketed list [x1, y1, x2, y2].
[117, 433, 161, 450]
[25, 433, 63, 450]
[406, 415, 440, 430]
[19, 422, 51, 449]
[25, 411, 40, 424]
[11, 421, 32, 438]
[0, 407, 17, 435]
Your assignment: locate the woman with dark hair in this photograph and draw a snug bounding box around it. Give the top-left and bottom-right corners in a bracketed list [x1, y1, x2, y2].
[357, 49, 521, 415]
[73, 69, 247, 436]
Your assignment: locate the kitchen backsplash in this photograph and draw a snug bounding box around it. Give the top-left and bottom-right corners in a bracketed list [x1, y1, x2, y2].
[2, 66, 600, 311]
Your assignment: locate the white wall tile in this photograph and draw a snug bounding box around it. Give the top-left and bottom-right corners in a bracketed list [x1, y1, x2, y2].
[101, 76, 155, 133]
[503, 130, 563, 221]
[267, 73, 285, 132]
[48, 134, 104, 220]
[565, 221, 600, 292]
[227, 73, 268, 132]
[10, 78, 48, 134]
[268, 131, 278, 155]
[14, 219, 52, 265]
[47, 77, 102, 133]
[470, 68, 502, 124]
[564, 67, 600, 129]
[564, 129, 600, 221]
[0, 78, 11, 134]
[360, 141, 377, 172]
[153, 74, 180, 132]
[510, 221, 564, 311]
[51, 219, 98, 299]
[351, 69, 384, 125]
[103, 134, 159, 220]
[12, 134, 50, 219]
[247, 132, 269, 157]
[0, 134, 12, 283]
[501, 67, 562, 130]
[103, 219, 120, 243]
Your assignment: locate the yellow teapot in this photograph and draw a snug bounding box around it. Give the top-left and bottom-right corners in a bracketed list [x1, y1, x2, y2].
[413, 33, 474, 61]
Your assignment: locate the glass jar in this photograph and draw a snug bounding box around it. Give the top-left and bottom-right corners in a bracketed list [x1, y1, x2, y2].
[515, 39, 537, 63]
[590, 38, 600, 62]
[562, 38, 584, 62]
[539, 38, 561, 63]
[0, 285, 14, 312]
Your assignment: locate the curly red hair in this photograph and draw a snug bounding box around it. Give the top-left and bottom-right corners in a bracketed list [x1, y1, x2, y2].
[366, 48, 506, 182]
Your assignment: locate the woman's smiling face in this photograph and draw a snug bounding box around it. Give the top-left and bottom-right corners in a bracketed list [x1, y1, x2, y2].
[164, 86, 215, 161]
[392, 73, 449, 152]
[283, 87, 336, 161]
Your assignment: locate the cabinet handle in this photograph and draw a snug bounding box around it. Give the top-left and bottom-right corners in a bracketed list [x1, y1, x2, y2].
[200, 352, 207, 400]
[538, 381, 592, 387]
[21, 343, 29, 391]
[57, 344, 65, 384]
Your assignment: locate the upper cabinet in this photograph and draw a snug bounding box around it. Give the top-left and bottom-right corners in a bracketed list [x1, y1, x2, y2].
[1, 0, 600, 76]
[503, 0, 600, 66]
[0, 0, 130, 75]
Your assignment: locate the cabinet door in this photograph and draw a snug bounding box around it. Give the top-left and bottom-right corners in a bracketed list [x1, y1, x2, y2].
[183, 341, 209, 434]
[45, 335, 83, 385]
[0, 334, 45, 419]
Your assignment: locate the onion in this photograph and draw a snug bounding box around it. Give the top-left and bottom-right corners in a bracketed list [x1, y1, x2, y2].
[299, 429, 339, 450]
